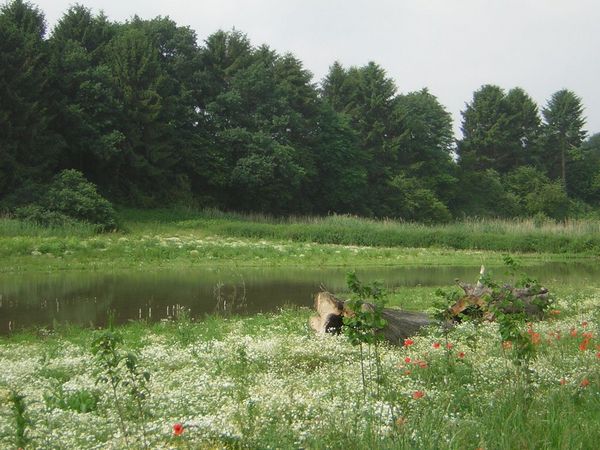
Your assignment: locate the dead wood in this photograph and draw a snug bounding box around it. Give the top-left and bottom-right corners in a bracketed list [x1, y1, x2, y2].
[310, 291, 431, 346]
[450, 266, 550, 320]
[309, 266, 551, 345]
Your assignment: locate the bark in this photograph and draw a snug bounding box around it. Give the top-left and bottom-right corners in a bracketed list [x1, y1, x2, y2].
[309, 266, 551, 345]
[309, 291, 431, 346]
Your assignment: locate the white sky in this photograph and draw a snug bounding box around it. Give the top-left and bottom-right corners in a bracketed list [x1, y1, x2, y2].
[31, 0, 600, 138]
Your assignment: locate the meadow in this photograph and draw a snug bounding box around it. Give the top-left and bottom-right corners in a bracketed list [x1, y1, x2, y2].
[1, 209, 598, 273]
[1, 210, 599, 448]
[0, 285, 599, 449]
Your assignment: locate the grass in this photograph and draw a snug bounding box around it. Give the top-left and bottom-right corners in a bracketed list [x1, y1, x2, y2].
[0, 286, 599, 449]
[2, 209, 599, 447]
[1, 209, 598, 273]
[121, 208, 600, 253]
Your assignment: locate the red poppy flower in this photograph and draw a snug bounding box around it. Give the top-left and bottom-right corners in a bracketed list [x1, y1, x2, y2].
[579, 341, 589, 351]
[404, 357, 411, 364]
[433, 342, 441, 349]
[531, 332, 541, 345]
[173, 423, 184, 436]
[417, 360, 428, 369]
[570, 328, 578, 337]
[404, 339, 414, 347]
[583, 332, 593, 339]
[412, 390, 425, 399]
[580, 378, 590, 388]
[560, 378, 566, 385]
[446, 343, 453, 349]
[582, 321, 588, 328]
[458, 352, 465, 359]
[549, 309, 561, 316]
[596, 352, 600, 359]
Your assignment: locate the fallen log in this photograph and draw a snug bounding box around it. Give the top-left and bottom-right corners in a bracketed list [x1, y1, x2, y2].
[449, 266, 550, 320]
[309, 291, 431, 346]
[309, 267, 551, 346]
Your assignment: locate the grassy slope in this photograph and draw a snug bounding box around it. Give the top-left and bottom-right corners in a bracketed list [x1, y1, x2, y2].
[1, 209, 598, 273]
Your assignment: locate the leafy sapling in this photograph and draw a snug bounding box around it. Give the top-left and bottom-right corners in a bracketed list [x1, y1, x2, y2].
[343, 272, 388, 397]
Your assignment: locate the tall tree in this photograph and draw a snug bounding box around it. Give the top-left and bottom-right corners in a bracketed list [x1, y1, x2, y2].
[104, 26, 170, 203]
[309, 103, 368, 215]
[321, 61, 348, 113]
[394, 88, 456, 203]
[541, 89, 587, 187]
[321, 62, 400, 215]
[565, 133, 600, 203]
[457, 85, 540, 173]
[52, 4, 115, 61]
[47, 5, 122, 188]
[0, 0, 57, 199]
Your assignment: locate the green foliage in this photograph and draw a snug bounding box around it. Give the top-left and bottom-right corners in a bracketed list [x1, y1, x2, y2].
[567, 133, 600, 204]
[458, 85, 540, 173]
[454, 169, 520, 218]
[0, 0, 58, 198]
[482, 256, 542, 365]
[0, 2, 599, 221]
[15, 204, 78, 227]
[343, 272, 388, 398]
[542, 89, 587, 184]
[505, 166, 574, 219]
[91, 326, 150, 448]
[45, 169, 116, 229]
[15, 169, 117, 230]
[387, 174, 452, 223]
[44, 387, 99, 413]
[524, 180, 572, 220]
[9, 390, 29, 448]
[343, 272, 387, 346]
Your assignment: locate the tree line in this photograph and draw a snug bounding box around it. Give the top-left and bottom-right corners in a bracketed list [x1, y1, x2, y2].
[1, 0, 599, 224]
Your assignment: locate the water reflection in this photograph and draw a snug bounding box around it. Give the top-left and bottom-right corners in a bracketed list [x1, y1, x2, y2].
[0, 262, 598, 333]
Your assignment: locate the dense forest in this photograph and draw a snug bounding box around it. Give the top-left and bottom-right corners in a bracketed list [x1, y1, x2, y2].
[1, 0, 599, 226]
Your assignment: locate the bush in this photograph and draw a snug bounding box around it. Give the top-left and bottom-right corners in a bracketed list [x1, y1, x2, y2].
[525, 181, 572, 220]
[14, 205, 78, 227]
[387, 174, 452, 223]
[15, 170, 117, 231]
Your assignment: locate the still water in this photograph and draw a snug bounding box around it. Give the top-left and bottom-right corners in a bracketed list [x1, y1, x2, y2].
[1, 262, 598, 333]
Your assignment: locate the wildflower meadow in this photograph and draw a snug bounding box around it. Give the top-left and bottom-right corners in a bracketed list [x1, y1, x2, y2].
[1, 284, 599, 449]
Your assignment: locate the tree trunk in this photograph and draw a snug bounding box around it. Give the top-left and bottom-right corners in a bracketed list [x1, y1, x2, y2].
[309, 291, 431, 346]
[309, 267, 550, 346]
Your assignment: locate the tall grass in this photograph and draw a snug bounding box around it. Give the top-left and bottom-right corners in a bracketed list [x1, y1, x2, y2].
[0, 217, 98, 238]
[4, 209, 600, 257]
[140, 209, 600, 254]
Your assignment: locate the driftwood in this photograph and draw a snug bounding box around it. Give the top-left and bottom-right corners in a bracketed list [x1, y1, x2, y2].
[309, 291, 431, 346]
[309, 266, 551, 346]
[449, 266, 550, 320]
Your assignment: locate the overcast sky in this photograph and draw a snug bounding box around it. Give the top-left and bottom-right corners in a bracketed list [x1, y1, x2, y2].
[32, 0, 600, 138]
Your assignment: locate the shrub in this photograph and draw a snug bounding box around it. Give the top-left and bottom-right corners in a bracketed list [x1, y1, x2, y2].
[14, 204, 78, 227]
[525, 181, 572, 220]
[15, 170, 117, 231]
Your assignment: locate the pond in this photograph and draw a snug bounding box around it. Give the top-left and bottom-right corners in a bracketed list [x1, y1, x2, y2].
[1, 261, 599, 333]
